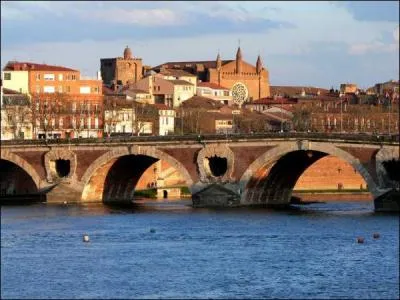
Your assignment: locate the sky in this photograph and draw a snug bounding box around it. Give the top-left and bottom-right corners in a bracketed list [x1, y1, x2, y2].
[1, 1, 399, 89]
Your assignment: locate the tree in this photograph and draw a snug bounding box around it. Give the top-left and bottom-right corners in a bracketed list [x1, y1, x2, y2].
[132, 102, 158, 136]
[292, 107, 311, 132]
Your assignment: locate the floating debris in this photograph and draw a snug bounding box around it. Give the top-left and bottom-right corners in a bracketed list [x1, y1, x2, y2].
[373, 233, 380, 239]
[83, 234, 90, 242]
[356, 237, 365, 244]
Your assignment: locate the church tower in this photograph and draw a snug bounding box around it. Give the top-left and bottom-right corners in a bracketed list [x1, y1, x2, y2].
[236, 47, 242, 74]
[256, 55, 263, 74]
[216, 52, 222, 86]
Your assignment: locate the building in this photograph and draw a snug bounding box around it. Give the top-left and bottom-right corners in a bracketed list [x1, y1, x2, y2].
[103, 97, 158, 136]
[372, 80, 399, 96]
[196, 82, 233, 105]
[132, 75, 195, 107]
[1, 88, 33, 140]
[270, 86, 329, 98]
[153, 47, 271, 105]
[2, 61, 103, 139]
[340, 83, 358, 94]
[100, 46, 144, 86]
[156, 104, 176, 136]
[156, 68, 197, 90]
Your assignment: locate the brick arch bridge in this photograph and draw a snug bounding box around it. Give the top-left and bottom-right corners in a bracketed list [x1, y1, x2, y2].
[1, 134, 398, 209]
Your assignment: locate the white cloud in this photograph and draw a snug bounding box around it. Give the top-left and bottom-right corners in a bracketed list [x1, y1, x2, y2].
[348, 25, 400, 55]
[84, 8, 183, 26]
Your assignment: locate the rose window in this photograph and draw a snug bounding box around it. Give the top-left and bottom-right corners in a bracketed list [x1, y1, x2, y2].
[232, 83, 248, 105]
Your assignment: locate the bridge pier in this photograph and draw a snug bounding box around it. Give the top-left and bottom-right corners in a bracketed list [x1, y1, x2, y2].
[45, 181, 84, 204]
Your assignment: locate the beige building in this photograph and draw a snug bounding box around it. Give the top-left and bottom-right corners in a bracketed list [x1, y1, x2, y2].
[1, 70, 30, 94]
[132, 75, 195, 107]
[1, 88, 33, 140]
[156, 104, 175, 136]
[156, 68, 197, 91]
[197, 82, 233, 105]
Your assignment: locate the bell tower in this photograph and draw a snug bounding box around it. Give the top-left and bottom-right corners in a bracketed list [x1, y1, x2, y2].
[236, 46, 242, 74]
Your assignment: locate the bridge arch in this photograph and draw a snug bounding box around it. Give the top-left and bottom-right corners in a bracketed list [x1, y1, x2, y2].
[81, 146, 194, 202]
[240, 141, 380, 204]
[0, 150, 41, 190]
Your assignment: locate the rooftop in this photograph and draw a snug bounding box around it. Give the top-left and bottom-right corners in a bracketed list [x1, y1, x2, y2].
[182, 95, 224, 110]
[159, 68, 196, 78]
[170, 79, 194, 86]
[153, 60, 233, 71]
[4, 61, 79, 72]
[197, 82, 230, 90]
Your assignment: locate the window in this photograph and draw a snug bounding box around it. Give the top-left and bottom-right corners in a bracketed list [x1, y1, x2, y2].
[80, 86, 91, 94]
[58, 86, 63, 93]
[95, 117, 99, 129]
[72, 74, 77, 80]
[87, 117, 91, 129]
[72, 102, 76, 112]
[44, 74, 55, 81]
[59, 117, 63, 128]
[43, 86, 55, 93]
[7, 115, 12, 122]
[3, 73, 11, 80]
[66, 86, 71, 93]
[223, 91, 229, 96]
[58, 74, 63, 81]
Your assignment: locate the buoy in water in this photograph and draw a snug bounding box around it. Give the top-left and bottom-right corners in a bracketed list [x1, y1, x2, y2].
[356, 237, 365, 244]
[83, 234, 90, 242]
[150, 228, 156, 233]
[373, 233, 380, 239]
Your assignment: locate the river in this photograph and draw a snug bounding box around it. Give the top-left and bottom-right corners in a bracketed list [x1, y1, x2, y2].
[1, 200, 399, 299]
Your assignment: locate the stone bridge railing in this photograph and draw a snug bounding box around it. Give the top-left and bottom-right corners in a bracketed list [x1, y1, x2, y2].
[2, 132, 399, 146]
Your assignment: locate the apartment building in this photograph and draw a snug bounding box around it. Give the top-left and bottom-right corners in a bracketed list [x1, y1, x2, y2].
[2, 61, 103, 139]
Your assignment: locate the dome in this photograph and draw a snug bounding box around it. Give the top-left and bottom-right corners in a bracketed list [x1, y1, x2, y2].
[123, 46, 132, 59]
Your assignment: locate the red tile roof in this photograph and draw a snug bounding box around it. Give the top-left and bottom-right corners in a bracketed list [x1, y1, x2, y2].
[197, 82, 230, 90]
[4, 61, 79, 72]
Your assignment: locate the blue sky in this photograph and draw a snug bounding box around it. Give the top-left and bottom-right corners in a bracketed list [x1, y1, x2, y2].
[1, 1, 399, 89]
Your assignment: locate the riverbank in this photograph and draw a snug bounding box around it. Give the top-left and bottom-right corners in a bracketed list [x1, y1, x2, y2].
[293, 192, 372, 202]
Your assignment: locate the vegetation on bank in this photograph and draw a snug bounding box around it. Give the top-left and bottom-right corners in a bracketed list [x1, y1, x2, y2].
[293, 189, 370, 193]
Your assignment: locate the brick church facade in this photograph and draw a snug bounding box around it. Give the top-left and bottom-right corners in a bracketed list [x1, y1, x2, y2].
[100, 46, 143, 86]
[153, 47, 271, 104]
